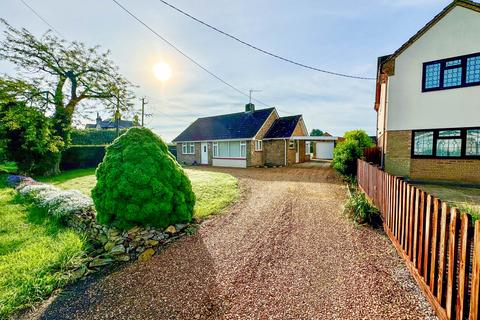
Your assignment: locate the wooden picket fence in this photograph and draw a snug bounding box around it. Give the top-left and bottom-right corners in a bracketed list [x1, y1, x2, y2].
[357, 159, 480, 320]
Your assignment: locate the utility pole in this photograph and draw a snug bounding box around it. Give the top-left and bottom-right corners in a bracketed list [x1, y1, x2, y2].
[141, 97, 148, 127]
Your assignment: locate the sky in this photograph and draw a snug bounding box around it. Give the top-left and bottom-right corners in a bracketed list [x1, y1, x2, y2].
[0, 0, 453, 142]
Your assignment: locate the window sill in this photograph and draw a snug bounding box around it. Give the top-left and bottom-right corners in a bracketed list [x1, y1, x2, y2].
[213, 157, 246, 160]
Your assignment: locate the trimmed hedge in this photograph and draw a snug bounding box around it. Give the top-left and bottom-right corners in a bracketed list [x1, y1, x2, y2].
[71, 129, 127, 145]
[60, 146, 106, 171]
[92, 127, 195, 230]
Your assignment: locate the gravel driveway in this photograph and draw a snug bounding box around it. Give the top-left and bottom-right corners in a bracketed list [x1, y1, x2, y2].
[33, 166, 436, 320]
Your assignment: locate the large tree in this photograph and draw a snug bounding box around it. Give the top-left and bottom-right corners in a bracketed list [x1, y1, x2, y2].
[0, 20, 134, 147]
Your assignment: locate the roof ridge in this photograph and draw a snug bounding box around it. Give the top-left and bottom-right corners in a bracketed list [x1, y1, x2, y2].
[196, 107, 275, 120]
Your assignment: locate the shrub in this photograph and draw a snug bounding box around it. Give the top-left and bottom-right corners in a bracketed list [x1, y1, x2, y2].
[60, 145, 106, 170]
[0, 102, 64, 176]
[343, 130, 374, 149]
[18, 183, 94, 220]
[344, 190, 381, 226]
[332, 140, 363, 176]
[70, 129, 127, 145]
[92, 127, 195, 230]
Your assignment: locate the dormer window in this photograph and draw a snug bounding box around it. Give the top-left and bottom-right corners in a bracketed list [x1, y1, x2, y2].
[422, 52, 480, 92]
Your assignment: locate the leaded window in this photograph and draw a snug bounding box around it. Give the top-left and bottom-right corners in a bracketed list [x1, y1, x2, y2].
[467, 56, 480, 84]
[443, 67, 462, 88]
[423, 52, 480, 92]
[412, 127, 480, 159]
[424, 63, 441, 89]
[467, 129, 480, 156]
[413, 131, 433, 156]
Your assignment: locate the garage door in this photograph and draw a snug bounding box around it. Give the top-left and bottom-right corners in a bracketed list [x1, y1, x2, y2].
[315, 141, 334, 159]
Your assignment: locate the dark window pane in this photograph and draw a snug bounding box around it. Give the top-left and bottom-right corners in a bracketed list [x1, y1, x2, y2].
[443, 67, 463, 87]
[467, 56, 480, 84]
[424, 63, 441, 89]
[467, 129, 480, 156]
[439, 130, 461, 137]
[414, 131, 434, 156]
[436, 139, 461, 157]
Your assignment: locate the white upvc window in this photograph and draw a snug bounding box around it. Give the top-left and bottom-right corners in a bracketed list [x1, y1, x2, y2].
[289, 140, 295, 149]
[182, 142, 195, 154]
[214, 141, 246, 159]
[213, 142, 218, 157]
[255, 140, 263, 151]
[305, 141, 310, 155]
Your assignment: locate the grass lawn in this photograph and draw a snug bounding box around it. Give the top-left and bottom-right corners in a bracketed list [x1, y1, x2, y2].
[415, 184, 480, 218]
[41, 167, 239, 219]
[0, 175, 87, 318]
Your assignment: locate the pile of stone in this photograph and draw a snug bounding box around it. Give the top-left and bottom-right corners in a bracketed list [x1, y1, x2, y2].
[10, 175, 194, 274]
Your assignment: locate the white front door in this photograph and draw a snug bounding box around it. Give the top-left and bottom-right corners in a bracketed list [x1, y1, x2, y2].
[201, 142, 208, 165]
[295, 140, 300, 163]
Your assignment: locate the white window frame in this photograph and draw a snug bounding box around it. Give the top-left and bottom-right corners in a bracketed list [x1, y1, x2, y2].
[182, 142, 195, 155]
[213, 142, 218, 157]
[254, 140, 263, 151]
[213, 140, 247, 159]
[289, 140, 295, 149]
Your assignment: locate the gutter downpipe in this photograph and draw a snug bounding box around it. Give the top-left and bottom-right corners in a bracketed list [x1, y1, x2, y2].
[284, 139, 287, 166]
[381, 74, 388, 170]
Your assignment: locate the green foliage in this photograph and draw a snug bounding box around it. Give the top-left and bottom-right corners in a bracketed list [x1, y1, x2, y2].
[310, 129, 324, 136]
[70, 129, 127, 145]
[458, 204, 480, 222]
[343, 130, 374, 149]
[92, 128, 196, 230]
[332, 140, 363, 177]
[60, 145, 106, 171]
[0, 175, 87, 317]
[344, 190, 381, 226]
[332, 129, 374, 178]
[0, 102, 63, 176]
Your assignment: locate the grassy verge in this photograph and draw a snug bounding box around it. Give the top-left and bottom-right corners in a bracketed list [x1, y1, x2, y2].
[0, 175, 87, 318]
[41, 167, 239, 219]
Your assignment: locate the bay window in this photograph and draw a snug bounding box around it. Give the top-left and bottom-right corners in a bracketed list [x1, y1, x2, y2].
[412, 127, 480, 159]
[213, 141, 246, 158]
[423, 52, 480, 92]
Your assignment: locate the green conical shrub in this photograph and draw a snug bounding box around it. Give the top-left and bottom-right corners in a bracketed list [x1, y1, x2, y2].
[92, 127, 195, 230]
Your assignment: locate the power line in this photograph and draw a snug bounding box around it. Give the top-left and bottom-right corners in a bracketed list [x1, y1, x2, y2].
[157, 0, 376, 81]
[18, 0, 65, 38]
[110, 0, 282, 111]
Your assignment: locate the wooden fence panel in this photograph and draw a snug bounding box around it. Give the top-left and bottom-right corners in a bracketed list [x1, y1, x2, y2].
[356, 160, 478, 320]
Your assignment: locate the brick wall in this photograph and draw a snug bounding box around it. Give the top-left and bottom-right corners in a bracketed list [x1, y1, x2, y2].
[385, 130, 480, 183]
[176, 142, 201, 165]
[411, 159, 480, 183]
[264, 140, 286, 166]
[249, 110, 278, 167]
[384, 130, 412, 177]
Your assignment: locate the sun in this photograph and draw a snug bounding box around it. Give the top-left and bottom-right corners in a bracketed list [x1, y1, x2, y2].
[153, 62, 172, 81]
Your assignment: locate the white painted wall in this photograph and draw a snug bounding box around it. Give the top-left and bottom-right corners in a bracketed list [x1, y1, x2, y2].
[387, 6, 480, 131]
[212, 159, 247, 168]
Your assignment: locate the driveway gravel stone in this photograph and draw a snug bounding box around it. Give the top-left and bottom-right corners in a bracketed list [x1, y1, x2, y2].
[30, 167, 436, 319]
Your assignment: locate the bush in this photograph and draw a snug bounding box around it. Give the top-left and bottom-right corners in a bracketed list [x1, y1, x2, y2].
[92, 127, 195, 230]
[343, 130, 374, 149]
[332, 129, 374, 177]
[70, 129, 127, 145]
[344, 190, 381, 226]
[60, 145, 106, 170]
[17, 183, 94, 220]
[332, 140, 363, 176]
[0, 102, 64, 176]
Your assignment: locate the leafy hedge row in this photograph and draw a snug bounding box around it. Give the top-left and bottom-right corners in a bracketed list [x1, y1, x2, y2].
[17, 183, 94, 220]
[70, 129, 127, 145]
[60, 146, 106, 170]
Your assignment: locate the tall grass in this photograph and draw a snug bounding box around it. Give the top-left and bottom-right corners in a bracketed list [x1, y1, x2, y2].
[344, 190, 381, 227]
